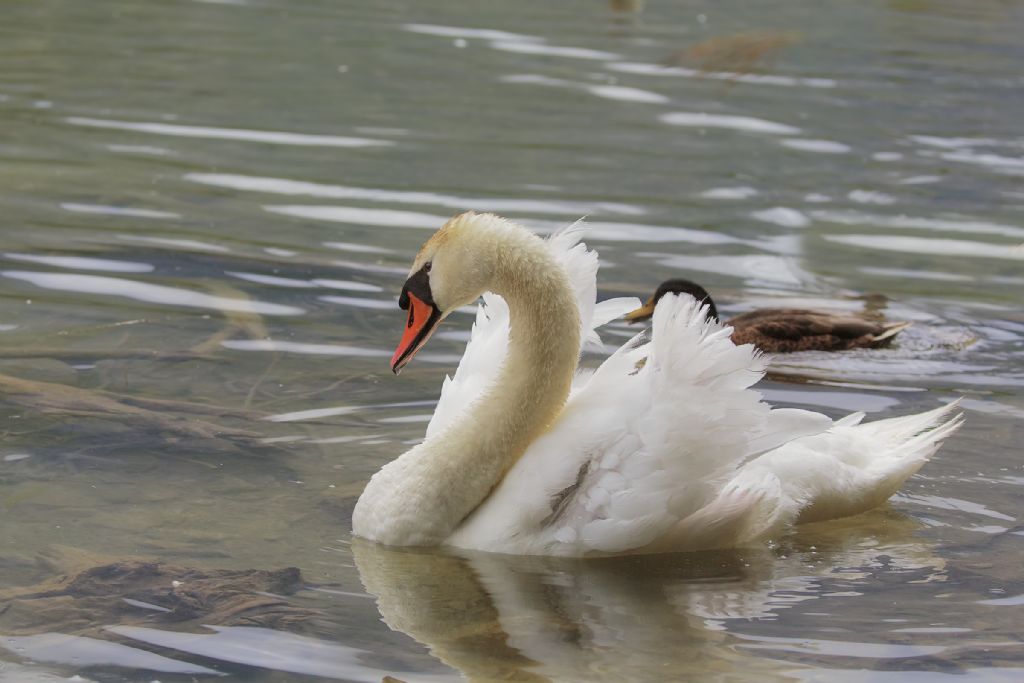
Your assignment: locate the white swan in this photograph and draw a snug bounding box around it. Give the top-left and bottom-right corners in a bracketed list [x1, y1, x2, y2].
[352, 212, 963, 555]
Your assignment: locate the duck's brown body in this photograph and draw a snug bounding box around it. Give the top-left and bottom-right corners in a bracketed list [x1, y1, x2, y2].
[625, 279, 909, 354]
[727, 308, 908, 353]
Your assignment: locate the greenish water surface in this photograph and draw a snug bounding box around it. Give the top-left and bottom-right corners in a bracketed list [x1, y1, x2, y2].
[1, 0, 1023, 681]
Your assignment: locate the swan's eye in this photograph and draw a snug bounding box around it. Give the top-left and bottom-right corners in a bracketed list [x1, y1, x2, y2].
[424, 261, 432, 273]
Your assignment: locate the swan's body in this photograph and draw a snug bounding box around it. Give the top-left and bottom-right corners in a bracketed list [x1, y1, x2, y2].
[625, 279, 910, 353]
[352, 212, 962, 556]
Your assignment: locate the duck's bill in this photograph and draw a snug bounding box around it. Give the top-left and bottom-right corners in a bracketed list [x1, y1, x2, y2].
[391, 292, 442, 374]
[622, 298, 656, 323]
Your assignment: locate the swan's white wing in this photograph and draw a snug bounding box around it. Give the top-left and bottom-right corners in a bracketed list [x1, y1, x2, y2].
[720, 399, 965, 532]
[425, 292, 509, 440]
[449, 293, 960, 556]
[440, 226, 962, 556]
[425, 222, 639, 439]
[447, 294, 833, 555]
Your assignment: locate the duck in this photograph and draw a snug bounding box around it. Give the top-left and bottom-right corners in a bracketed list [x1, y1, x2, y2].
[624, 278, 910, 353]
[351, 212, 962, 556]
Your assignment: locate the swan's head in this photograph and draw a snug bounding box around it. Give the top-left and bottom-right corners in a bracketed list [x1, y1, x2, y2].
[624, 278, 720, 324]
[391, 212, 510, 373]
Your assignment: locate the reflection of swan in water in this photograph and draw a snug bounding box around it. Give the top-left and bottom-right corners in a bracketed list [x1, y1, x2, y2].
[352, 513, 946, 682]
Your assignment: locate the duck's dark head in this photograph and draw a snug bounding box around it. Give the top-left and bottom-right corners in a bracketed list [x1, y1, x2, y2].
[623, 278, 720, 324]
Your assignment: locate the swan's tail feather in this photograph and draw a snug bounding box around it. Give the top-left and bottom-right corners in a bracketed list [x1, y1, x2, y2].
[856, 398, 963, 448]
[796, 399, 964, 524]
[880, 406, 965, 475]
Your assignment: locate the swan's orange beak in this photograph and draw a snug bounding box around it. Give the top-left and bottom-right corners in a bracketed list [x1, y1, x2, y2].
[391, 292, 442, 374]
[623, 297, 656, 324]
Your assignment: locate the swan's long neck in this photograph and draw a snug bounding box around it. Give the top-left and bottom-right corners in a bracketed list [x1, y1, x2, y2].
[353, 225, 581, 546]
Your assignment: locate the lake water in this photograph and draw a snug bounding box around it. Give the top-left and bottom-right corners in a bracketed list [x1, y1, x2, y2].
[1, 0, 1023, 681]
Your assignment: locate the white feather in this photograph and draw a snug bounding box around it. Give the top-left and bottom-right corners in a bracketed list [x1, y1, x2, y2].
[444, 234, 961, 555]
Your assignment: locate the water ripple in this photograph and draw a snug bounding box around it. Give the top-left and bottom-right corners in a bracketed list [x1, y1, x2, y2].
[489, 41, 619, 61]
[811, 210, 1024, 239]
[642, 253, 811, 287]
[3, 271, 304, 315]
[265, 205, 445, 229]
[60, 202, 180, 219]
[118, 235, 230, 253]
[107, 625, 437, 682]
[66, 117, 393, 148]
[607, 61, 837, 89]
[780, 139, 851, 154]
[501, 74, 669, 104]
[660, 112, 801, 135]
[320, 294, 396, 310]
[224, 339, 390, 358]
[751, 208, 810, 228]
[825, 235, 1024, 261]
[0, 633, 218, 675]
[702, 187, 760, 200]
[402, 23, 542, 44]
[4, 253, 154, 273]
[188, 172, 644, 216]
[734, 632, 945, 659]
